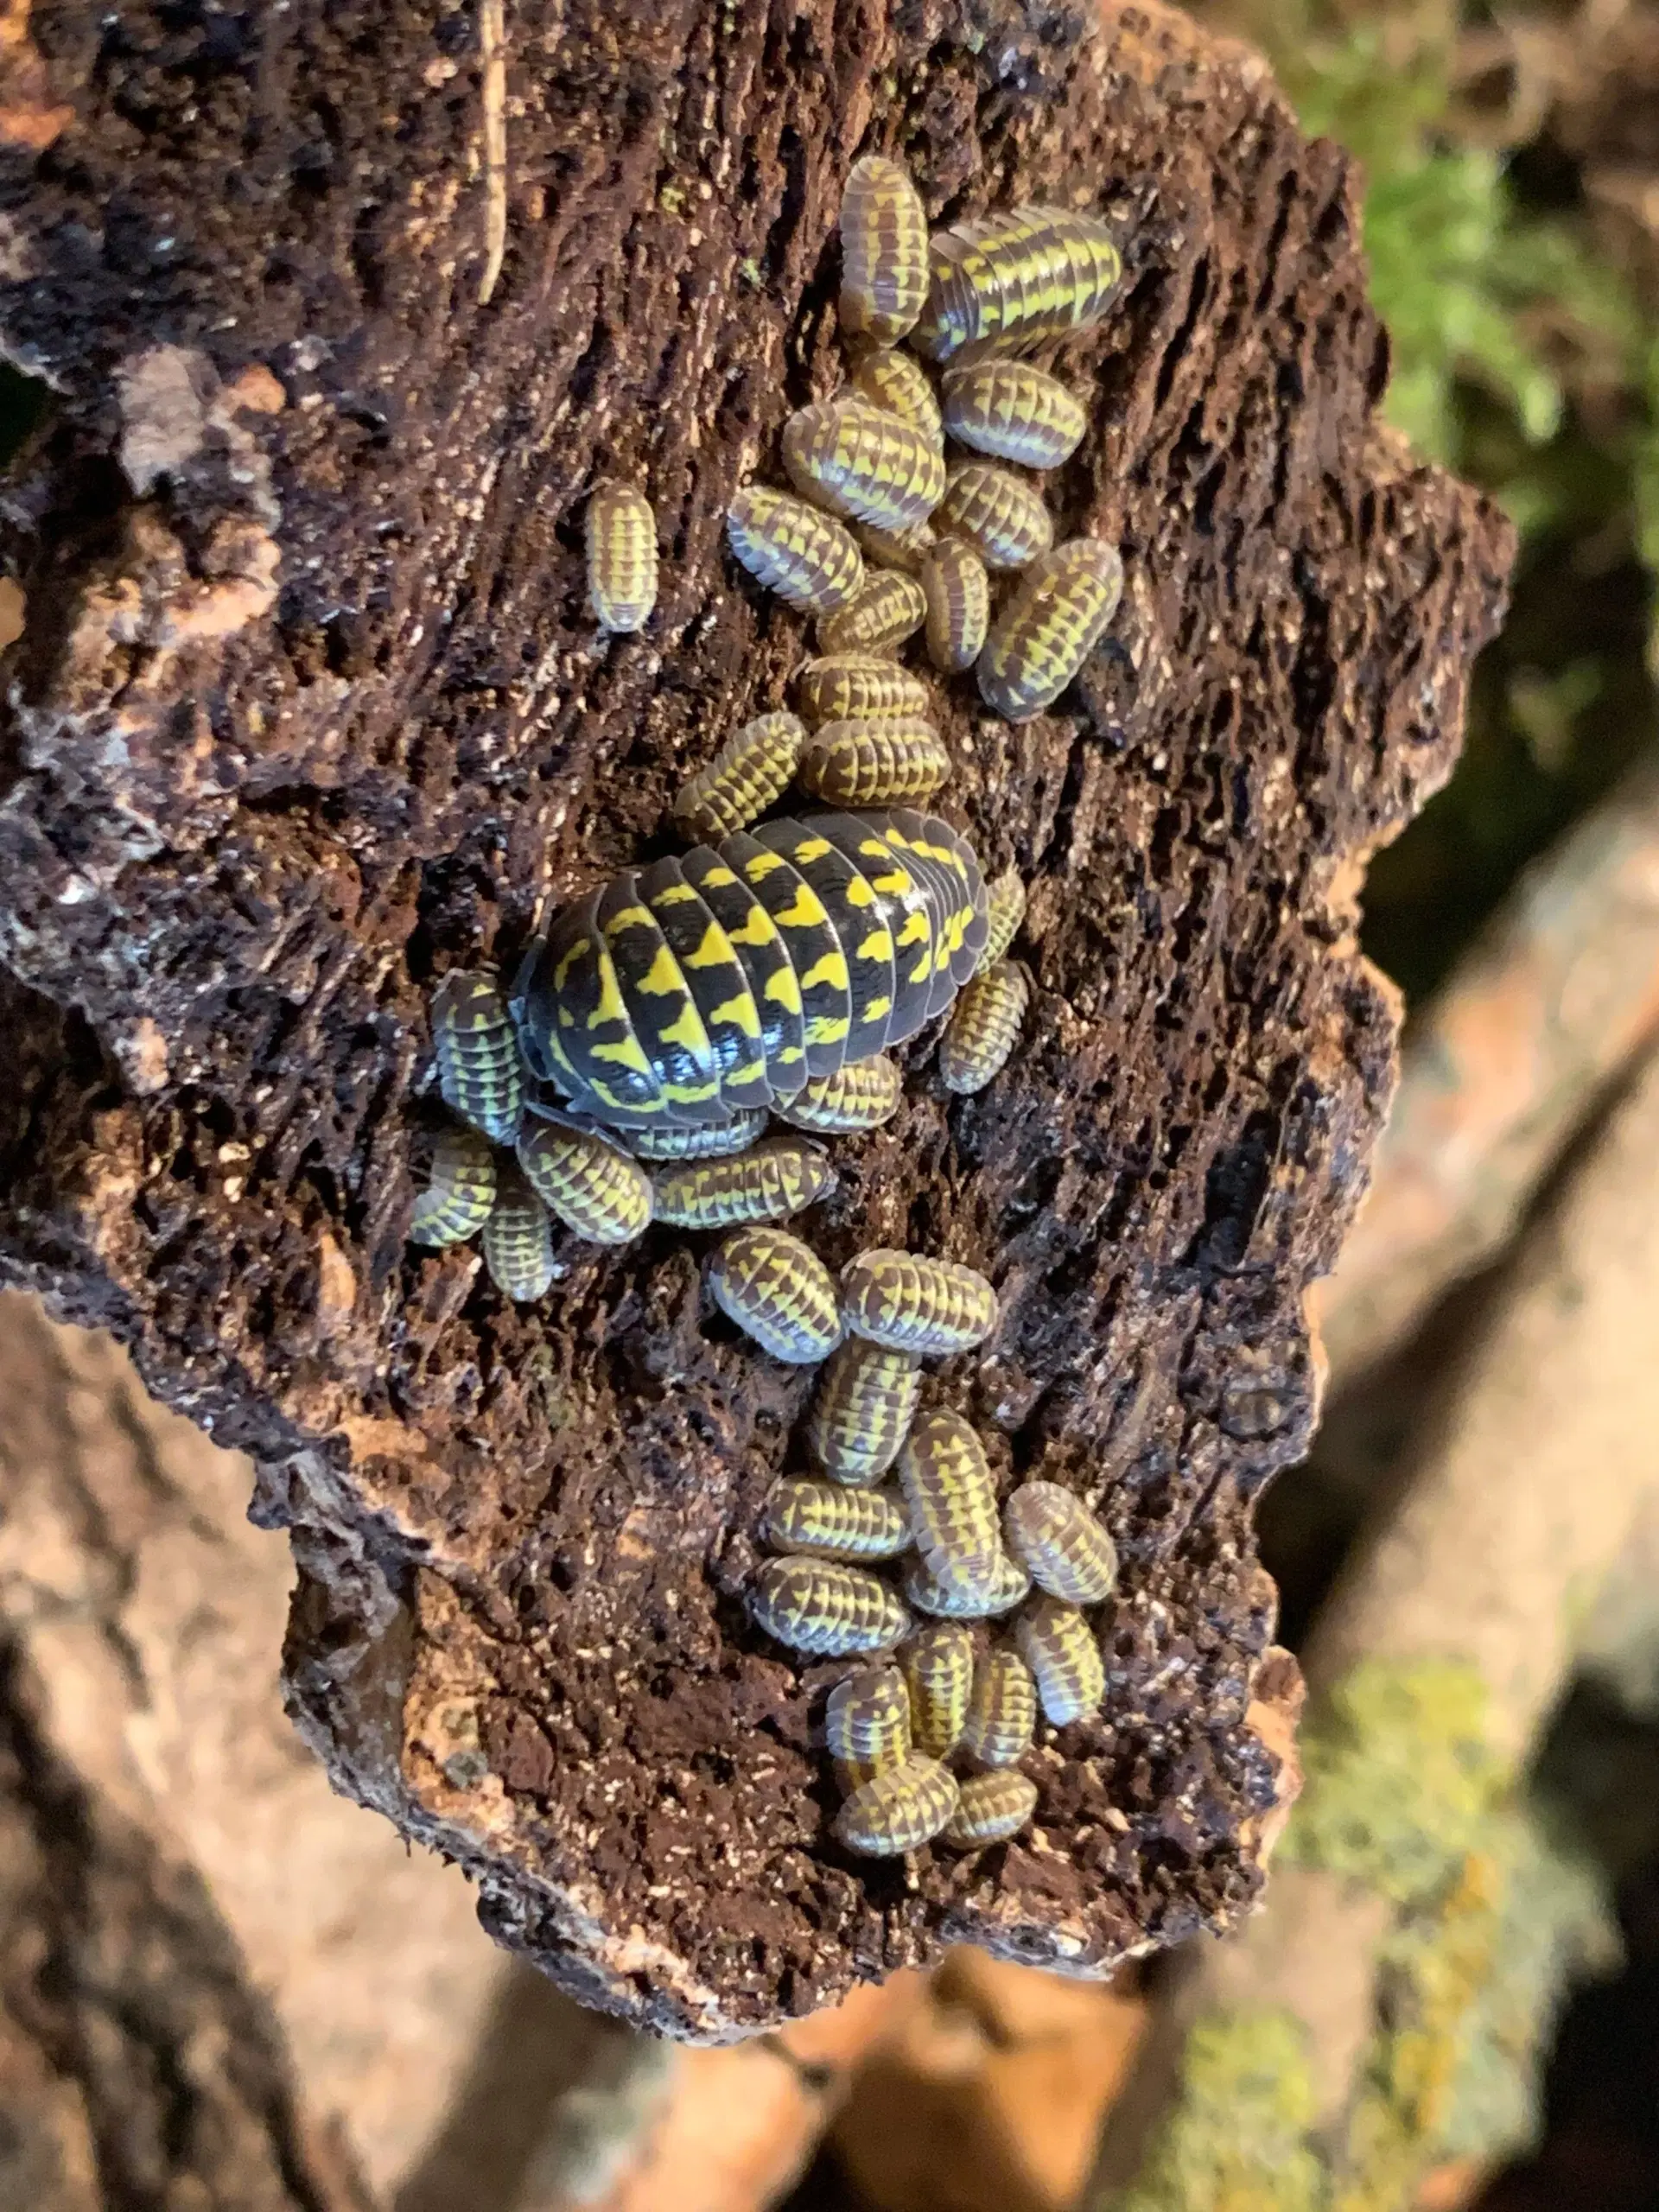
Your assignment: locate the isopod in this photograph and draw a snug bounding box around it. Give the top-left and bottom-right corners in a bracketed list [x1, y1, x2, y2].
[586, 480, 658, 632]
[795, 656, 933, 728]
[850, 346, 943, 442]
[517, 1121, 654, 1244]
[958, 1646, 1036, 1767]
[977, 537, 1124, 721]
[707, 1224, 842, 1363]
[433, 969, 524, 1147]
[798, 721, 951, 808]
[905, 1551, 1030, 1618]
[897, 1408, 1005, 1605]
[825, 1664, 912, 1787]
[1003, 1480, 1119, 1605]
[805, 1338, 925, 1486]
[938, 961, 1030, 1095]
[854, 518, 937, 575]
[942, 1770, 1039, 1847]
[782, 398, 945, 535]
[480, 1169, 557, 1303]
[839, 1249, 1000, 1355]
[899, 1622, 974, 1758]
[672, 712, 805, 842]
[1014, 1595, 1104, 1726]
[911, 206, 1122, 362]
[627, 1110, 769, 1161]
[748, 1554, 910, 1656]
[409, 1124, 498, 1248]
[920, 539, 990, 674]
[654, 1135, 832, 1230]
[941, 359, 1087, 468]
[817, 569, 928, 657]
[979, 868, 1027, 971]
[772, 1054, 904, 1133]
[728, 484, 864, 612]
[760, 1477, 912, 1560]
[839, 154, 931, 346]
[832, 1753, 958, 1856]
[932, 461, 1053, 572]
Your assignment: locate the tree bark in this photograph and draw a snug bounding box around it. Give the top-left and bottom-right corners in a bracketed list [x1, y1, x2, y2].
[0, 0, 1512, 2040]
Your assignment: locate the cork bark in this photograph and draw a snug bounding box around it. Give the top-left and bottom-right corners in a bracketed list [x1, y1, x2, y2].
[0, 0, 1512, 2039]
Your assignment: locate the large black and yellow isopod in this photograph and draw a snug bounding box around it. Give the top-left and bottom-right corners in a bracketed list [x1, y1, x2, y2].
[510, 810, 988, 1135]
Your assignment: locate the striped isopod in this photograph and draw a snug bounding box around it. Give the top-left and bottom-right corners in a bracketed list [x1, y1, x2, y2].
[938, 961, 1030, 1095]
[897, 1409, 1005, 1605]
[979, 868, 1027, 971]
[511, 810, 988, 1134]
[1014, 1595, 1104, 1726]
[760, 1477, 911, 1560]
[840, 1249, 1000, 1355]
[932, 461, 1054, 572]
[707, 1225, 841, 1363]
[942, 1770, 1039, 1847]
[911, 206, 1122, 362]
[920, 539, 990, 674]
[941, 360, 1088, 468]
[824, 1664, 912, 1788]
[672, 713, 804, 842]
[850, 346, 944, 442]
[817, 570, 928, 657]
[805, 1338, 924, 1486]
[480, 1170, 557, 1303]
[772, 1055, 904, 1134]
[833, 1754, 958, 1856]
[958, 1646, 1036, 1767]
[838, 154, 931, 345]
[627, 1109, 769, 1161]
[854, 518, 937, 575]
[748, 1554, 910, 1657]
[586, 480, 658, 632]
[409, 1125, 498, 1248]
[433, 969, 524, 1147]
[1003, 1480, 1119, 1605]
[977, 538, 1124, 722]
[795, 657, 933, 728]
[798, 721, 951, 808]
[728, 484, 864, 612]
[899, 1622, 974, 1758]
[905, 1551, 1030, 1618]
[783, 399, 946, 535]
[517, 1121, 654, 1244]
[652, 1135, 831, 1230]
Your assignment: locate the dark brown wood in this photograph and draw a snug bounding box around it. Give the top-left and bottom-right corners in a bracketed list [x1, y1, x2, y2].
[0, 0, 1512, 2040]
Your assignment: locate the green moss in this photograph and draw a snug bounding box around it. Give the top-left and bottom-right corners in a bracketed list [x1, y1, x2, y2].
[1114, 2010, 1325, 2212]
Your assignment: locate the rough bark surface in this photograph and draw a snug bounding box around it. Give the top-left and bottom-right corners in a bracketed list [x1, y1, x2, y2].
[0, 0, 1511, 2039]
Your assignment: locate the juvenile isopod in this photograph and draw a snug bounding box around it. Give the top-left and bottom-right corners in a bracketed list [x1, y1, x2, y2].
[627, 1110, 769, 1161]
[911, 206, 1122, 363]
[899, 1622, 974, 1758]
[839, 1249, 1000, 1355]
[839, 154, 931, 345]
[1014, 1595, 1104, 1726]
[517, 1121, 654, 1244]
[1003, 1480, 1119, 1604]
[672, 712, 805, 842]
[817, 570, 928, 657]
[938, 961, 1030, 1095]
[979, 868, 1027, 971]
[748, 1554, 910, 1656]
[783, 399, 945, 535]
[772, 1055, 904, 1134]
[977, 538, 1124, 722]
[480, 1169, 557, 1303]
[942, 1770, 1039, 1847]
[825, 1664, 912, 1787]
[798, 721, 951, 808]
[433, 969, 524, 1147]
[728, 484, 864, 612]
[932, 461, 1053, 572]
[958, 1646, 1037, 1767]
[760, 1477, 912, 1560]
[409, 1124, 499, 1248]
[832, 1753, 958, 1857]
[854, 518, 937, 575]
[707, 1224, 842, 1363]
[654, 1135, 832, 1230]
[897, 1408, 1005, 1605]
[805, 1338, 925, 1486]
[920, 539, 990, 674]
[941, 360, 1087, 468]
[850, 346, 944, 442]
[905, 1551, 1030, 1618]
[586, 480, 658, 632]
[795, 657, 933, 728]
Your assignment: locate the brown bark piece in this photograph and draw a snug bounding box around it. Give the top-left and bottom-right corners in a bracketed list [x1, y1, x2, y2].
[0, 0, 1510, 2038]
